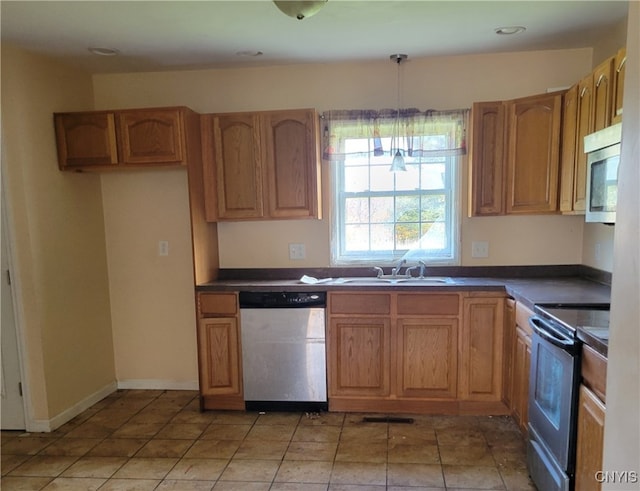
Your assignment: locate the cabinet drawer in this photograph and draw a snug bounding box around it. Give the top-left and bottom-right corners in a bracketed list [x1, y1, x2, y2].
[515, 303, 534, 335]
[397, 293, 459, 316]
[329, 293, 391, 315]
[581, 344, 607, 403]
[199, 293, 238, 316]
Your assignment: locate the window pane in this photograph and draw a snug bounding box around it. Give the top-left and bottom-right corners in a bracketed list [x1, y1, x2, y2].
[420, 163, 446, 190]
[421, 194, 446, 221]
[396, 222, 420, 249]
[370, 224, 394, 251]
[345, 197, 370, 223]
[345, 224, 369, 251]
[396, 196, 420, 222]
[344, 166, 369, 192]
[370, 197, 394, 223]
[370, 165, 396, 192]
[395, 166, 421, 191]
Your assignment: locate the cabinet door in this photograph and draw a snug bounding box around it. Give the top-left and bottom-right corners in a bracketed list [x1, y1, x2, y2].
[468, 101, 506, 216]
[575, 385, 606, 491]
[396, 318, 458, 399]
[459, 297, 504, 401]
[512, 326, 531, 434]
[559, 85, 579, 213]
[611, 47, 626, 125]
[262, 109, 321, 219]
[502, 298, 516, 407]
[593, 57, 614, 131]
[574, 74, 594, 212]
[54, 112, 118, 169]
[197, 317, 242, 397]
[117, 108, 185, 165]
[211, 113, 264, 219]
[328, 317, 390, 398]
[505, 92, 562, 214]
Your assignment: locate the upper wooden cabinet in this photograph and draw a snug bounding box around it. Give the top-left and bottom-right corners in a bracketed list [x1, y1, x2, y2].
[592, 57, 614, 132]
[202, 108, 322, 221]
[468, 101, 506, 215]
[560, 48, 625, 215]
[469, 92, 562, 216]
[505, 92, 562, 214]
[54, 107, 196, 171]
[611, 47, 626, 125]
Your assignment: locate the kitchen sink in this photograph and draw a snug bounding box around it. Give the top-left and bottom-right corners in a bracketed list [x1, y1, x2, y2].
[331, 276, 455, 285]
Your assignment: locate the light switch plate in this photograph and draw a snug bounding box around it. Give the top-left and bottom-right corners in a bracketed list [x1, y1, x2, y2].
[158, 240, 169, 256]
[471, 241, 489, 258]
[289, 243, 306, 260]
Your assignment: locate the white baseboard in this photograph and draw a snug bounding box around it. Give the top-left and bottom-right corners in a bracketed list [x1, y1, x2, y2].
[116, 379, 199, 391]
[28, 381, 118, 433]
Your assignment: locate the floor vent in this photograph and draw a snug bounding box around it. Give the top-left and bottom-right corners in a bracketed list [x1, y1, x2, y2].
[362, 416, 414, 424]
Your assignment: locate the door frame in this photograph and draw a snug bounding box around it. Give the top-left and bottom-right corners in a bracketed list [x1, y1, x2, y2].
[1, 174, 31, 431]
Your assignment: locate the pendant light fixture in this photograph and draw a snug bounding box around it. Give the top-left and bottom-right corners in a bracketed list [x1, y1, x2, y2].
[390, 54, 408, 172]
[273, 1, 327, 20]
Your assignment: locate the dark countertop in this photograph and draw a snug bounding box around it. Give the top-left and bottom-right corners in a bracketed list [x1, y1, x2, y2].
[196, 268, 611, 355]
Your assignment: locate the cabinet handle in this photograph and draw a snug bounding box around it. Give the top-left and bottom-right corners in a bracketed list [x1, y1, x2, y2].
[616, 56, 627, 73]
[596, 74, 607, 87]
[580, 86, 588, 98]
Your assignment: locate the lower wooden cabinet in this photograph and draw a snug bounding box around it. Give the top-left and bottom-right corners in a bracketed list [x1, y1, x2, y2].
[328, 317, 391, 398]
[575, 385, 606, 491]
[459, 297, 504, 401]
[575, 345, 608, 491]
[396, 318, 458, 399]
[327, 291, 507, 414]
[510, 302, 533, 435]
[196, 292, 244, 410]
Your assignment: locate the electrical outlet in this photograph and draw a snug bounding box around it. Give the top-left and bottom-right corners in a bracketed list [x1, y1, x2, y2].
[158, 240, 169, 256]
[471, 241, 489, 258]
[289, 243, 306, 260]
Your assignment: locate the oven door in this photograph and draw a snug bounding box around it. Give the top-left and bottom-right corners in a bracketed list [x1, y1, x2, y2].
[528, 316, 580, 471]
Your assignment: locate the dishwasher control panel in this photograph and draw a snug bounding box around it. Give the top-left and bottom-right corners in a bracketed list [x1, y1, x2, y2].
[239, 291, 326, 308]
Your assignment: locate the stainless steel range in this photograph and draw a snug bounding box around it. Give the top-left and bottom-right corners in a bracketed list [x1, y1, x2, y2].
[527, 304, 610, 491]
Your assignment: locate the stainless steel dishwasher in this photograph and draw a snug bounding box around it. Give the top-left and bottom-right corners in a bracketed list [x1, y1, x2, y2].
[239, 291, 327, 412]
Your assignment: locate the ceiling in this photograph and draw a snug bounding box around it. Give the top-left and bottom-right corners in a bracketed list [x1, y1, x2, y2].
[1, 1, 629, 74]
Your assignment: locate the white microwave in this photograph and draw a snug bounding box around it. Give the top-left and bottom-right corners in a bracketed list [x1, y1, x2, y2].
[584, 123, 621, 224]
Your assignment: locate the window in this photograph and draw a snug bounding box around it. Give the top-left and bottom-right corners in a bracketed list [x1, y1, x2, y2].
[323, 109, 468, 266]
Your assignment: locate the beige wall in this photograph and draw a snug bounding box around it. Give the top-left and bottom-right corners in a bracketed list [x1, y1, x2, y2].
[1, 45, 116, 425]
[92, 47, 600, 384]
[101, 170, 198, 388]
[603, 1, 639, 483]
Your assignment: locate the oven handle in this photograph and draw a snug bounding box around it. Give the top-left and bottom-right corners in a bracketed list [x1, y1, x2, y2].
[529, 316, 579, 354]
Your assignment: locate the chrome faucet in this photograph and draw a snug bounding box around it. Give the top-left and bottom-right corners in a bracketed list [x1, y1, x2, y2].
[391, 259, 407, 277]
[373, 266, 384, 278]
[418, 260, 427, 278]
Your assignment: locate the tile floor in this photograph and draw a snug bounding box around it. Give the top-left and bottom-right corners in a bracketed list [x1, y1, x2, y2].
[1, 390, 536, 490]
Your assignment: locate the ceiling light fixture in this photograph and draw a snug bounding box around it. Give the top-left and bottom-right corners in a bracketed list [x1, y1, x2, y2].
[88, 47, 119, 56]
[494, 26, 526, 35]
[390, 54, 408, 172]
[273, 0, 327, 20]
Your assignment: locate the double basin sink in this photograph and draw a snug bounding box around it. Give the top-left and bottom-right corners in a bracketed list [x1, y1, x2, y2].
[300, 274, 456, 286]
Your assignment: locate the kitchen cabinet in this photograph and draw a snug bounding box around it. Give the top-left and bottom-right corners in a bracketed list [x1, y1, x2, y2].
[511, 302, 533, 435]
[502, 298, 516, 407]
[560, 84, 580, 213]
[327, 290, 507, 414]
[592, 57, 614, 132]
[459, 296, 505, 401]
[468, 101, 506, 215]
[202, 108, 321, 221]
[575, 344, 607, 491]
[54, 107, 195, 171]
[327, 292, 391, 399]
[196, 292, 244, 410]
[611, 47, 626, 124]
[505, 92, 562, 214]
[468, 92, 562, 216]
